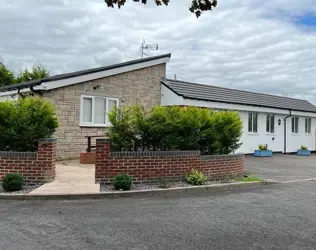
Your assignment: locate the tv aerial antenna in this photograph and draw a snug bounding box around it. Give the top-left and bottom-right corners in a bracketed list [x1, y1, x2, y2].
[140, 39, 158, 58]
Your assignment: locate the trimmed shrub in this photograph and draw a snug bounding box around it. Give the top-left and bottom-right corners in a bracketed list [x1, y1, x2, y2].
[107, 105, 243, 154]
[301, 145, 308, 150]
[0, 96, 58, 151]
[1, 173, 24, 192]
[185, 169, 207, 185]
[113, 173, 132, 190]
[258, 144, 268, 150]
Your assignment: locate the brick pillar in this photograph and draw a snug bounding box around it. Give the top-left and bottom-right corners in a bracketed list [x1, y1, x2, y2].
[37, 138, 57, 183]
[95, 138, 111, 182]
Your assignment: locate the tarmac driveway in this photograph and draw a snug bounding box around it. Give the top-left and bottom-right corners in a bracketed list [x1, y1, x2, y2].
[245, 153, 316, 182]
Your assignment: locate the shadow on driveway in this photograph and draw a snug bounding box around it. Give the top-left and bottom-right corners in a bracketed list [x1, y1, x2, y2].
[245, 153, 316, 182]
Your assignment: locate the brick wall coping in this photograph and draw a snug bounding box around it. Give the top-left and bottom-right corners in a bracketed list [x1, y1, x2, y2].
[201, 153, 245, 160]
[0, 138, 56, 158]
[38, 138, 57, 142]
[111, 151, 200, 157]
[0, 151, 37, 158]
[96, 138, 111, 143]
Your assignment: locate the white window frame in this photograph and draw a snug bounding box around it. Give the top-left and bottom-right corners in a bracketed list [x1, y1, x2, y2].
[266, 114, 275, 134]
[80, 95, 119, 127]
[248, 112, 258, 133]
[305, 118, 312, 134]
[291, 117, 299, 134]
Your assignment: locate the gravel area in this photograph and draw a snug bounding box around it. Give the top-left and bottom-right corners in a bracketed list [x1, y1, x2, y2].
[101, 179, 235, 192]
[0, 184, 40, 194]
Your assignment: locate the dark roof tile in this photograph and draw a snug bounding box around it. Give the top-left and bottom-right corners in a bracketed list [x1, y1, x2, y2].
[161, 78, 316, 113]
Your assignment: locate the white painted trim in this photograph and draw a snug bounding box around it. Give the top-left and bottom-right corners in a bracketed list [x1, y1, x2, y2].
[79, 124, 110, 128]
[0, 56, 170, 98]
[79, 95, 119, 127]
[160, 84, 316, 117]
[42, 57, 170, 91]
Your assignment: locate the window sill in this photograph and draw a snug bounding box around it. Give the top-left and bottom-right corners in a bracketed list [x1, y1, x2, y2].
[266, 133, 276, 136]
[248, 133, 259, 135]
[79, 123, 111, 128]
[291, 133, 300, 136]
[305, 133, 312, 136]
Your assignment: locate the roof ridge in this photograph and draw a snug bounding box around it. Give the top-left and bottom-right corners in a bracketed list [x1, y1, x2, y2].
[164, 78, 310, 103]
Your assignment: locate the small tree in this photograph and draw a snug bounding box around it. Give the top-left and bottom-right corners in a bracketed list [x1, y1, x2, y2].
[0, 62, 15, 87]
[106, 106, 135, 151]
[16, 64, 49, 83]
[0, 97, 59, 151]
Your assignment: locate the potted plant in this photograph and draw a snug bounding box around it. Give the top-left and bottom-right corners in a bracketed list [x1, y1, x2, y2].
[254, 144, 273, 157]
[297, 145, 311, 156]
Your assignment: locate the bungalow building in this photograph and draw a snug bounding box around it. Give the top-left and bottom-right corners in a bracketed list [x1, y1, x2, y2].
[161, 78, 316, 154]
[0, 53, 315, 158]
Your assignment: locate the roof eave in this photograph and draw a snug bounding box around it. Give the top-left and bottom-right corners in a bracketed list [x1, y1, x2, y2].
[181, 96, 316, 114]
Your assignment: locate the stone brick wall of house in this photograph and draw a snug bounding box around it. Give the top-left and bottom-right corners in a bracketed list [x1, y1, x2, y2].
[0, 139, 56, 184]
[42, 63, 166, 160]
[95, 139, 245, 184]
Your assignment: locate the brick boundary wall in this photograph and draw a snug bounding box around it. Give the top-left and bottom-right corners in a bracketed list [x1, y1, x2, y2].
[0, 139, 57, 184]
[95, 139, 245, 184]
[80, 152, 96, 164]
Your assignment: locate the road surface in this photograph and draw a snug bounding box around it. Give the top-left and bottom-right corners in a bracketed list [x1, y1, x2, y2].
[1, 182, 316, 249]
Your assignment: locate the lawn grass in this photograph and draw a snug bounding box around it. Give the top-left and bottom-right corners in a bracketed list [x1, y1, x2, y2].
[233, 175, 265, 182]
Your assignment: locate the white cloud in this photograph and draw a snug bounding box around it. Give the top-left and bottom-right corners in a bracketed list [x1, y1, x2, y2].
[1, 0, 316, 103]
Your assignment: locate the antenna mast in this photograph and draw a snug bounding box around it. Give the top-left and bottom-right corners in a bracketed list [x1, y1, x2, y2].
[140, 39, 159, 58]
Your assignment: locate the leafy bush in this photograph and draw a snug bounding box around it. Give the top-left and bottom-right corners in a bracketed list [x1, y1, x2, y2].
[185, 169, 207, 185]
[113, 173, 132, 190]
[258, 144, 268, 150]
[0, 96, 58, 151]
[1, 173, 24, 192]
[300, 145, 308, 150]
[107, 105, 243, 154]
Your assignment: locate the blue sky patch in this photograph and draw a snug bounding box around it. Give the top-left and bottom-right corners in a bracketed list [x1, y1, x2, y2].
[294, 14, 316, 27]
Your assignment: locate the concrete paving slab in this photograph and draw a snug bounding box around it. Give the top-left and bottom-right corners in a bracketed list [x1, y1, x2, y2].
[30, 163, 100, 195]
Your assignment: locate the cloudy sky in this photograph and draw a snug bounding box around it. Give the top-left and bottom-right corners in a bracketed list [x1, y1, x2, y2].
[1, 0, 316, 102]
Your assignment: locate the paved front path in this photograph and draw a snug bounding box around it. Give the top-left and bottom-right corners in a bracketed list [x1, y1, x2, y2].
[245, 154, 316, 182]
[2, 181, 316, 249]
[30, 161, 99, 195]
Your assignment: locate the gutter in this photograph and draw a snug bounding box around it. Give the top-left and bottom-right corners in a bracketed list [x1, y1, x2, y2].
[284, 110, 292, 153]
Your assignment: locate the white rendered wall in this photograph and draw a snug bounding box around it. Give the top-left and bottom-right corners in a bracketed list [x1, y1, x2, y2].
[161, 85, 316, 153]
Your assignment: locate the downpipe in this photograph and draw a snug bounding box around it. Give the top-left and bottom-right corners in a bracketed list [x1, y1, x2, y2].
[284, 110, 292, 154]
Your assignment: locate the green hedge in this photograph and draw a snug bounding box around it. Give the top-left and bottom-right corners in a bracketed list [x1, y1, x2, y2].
[0, 97, 58, 152]
[107, 105, 242, 154]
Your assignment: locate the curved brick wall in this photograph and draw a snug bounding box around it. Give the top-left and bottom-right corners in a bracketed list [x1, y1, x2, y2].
[200, 154, 245, 179]
[95, 139, 245, 184]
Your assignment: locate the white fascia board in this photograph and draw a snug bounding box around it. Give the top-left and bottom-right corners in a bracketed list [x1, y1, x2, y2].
[0, 56, 170, 97]
[161, 86, 290, 115]
[291, 110, 316, 118]
[161, 84, 316, 116]
[41, 57, 170, 91]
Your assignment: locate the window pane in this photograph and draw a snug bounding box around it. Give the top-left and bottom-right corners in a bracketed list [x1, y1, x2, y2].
[83, 98, 92, 122]
[305, 118, 308, 133]
[271, 115, 275, 133]
[266, 115, 270, 133]
[248, 113, 253, 132]
[94, 98, 106, 124]
[253, 113, 258, 133]
[108, 99, 117, 113]
[308, 118, 311, 133]
[295, 117, 299, 133]
[292, 117, 295, 133]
